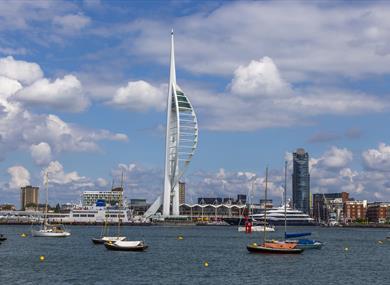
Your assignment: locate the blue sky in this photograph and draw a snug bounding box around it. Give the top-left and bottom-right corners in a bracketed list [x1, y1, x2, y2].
[1, 0, 390, 206]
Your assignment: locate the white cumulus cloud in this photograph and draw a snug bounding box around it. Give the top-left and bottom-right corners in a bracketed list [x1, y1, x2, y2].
[362, 143, 390, 171]
[30, 142, 52, 165]
[109, 80, 165, 112]
[230, 57, 290, 97]
[14, 74, 89, 112]
[317, 147, 353, 170]
[7, 165, 30, 189]
[0, 56, 43, 85]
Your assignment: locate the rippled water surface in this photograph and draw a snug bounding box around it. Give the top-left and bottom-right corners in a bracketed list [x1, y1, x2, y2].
[1, 225, 389, 284]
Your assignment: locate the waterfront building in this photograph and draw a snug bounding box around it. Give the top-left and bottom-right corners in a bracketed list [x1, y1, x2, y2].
[82, 187, 123, 207]
[312, 192, 349, 223]
[197, 195, 247, 206]
[144, 31, 198, 218]
[366, 202, 390, 223]
[20, 185, 39, 210]
[129, 199, 150, 216]
[198, 197, 223, 205]
[343, 200, 367, 223]
[292, 148, 310, 214]
[179, 182, 186, 205]
[179, 203, 246, 218]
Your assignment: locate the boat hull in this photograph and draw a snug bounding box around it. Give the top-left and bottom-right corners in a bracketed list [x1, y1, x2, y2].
[296, 243, 322, 249]
[247, 244, 303, 254]
[224, 217, 314, 226]
[238, 226, 275, 232]
[31, 230, 71, 237]
[92, 238, 105, 244]
[92, 236, 126, 244]
[104, 241, 148, 252]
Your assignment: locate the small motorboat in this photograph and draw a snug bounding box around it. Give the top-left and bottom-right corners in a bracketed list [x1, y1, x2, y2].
[104, 240, 148, 251]
[92, 236, 126, 244]
[247, 242, 303, 254]
[0, 234, 7, 241]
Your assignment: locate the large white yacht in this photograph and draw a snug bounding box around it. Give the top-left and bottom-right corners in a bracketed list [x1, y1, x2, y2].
[250, 206, 314, 226]
[224, 206, 314, 226]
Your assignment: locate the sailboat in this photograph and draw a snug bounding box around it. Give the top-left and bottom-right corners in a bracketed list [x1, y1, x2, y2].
[247, 167, 303, 254]
[102, 173, 148, 251]
[239, 180, 275, 233]
[281, 162, 323, 249]
[91, 215, 126, 244]
[92, 176, 126, 244]
[31, 172, 71, 237]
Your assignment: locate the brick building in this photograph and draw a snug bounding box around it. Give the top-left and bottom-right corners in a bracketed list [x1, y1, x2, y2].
[366, 202, 390, 223]
[343, 200, 367, 223]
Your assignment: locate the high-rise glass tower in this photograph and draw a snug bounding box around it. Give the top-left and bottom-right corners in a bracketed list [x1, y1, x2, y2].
[292, 148, 310, 214]
[144, 30, 198, 218]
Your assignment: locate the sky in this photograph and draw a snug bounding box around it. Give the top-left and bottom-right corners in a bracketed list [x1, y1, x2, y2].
[1, 0, 390, 206]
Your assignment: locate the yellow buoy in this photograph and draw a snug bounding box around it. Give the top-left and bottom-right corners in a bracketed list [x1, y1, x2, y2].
[177, 235, 184, 240]
[344, 247, 349, 251]
[39, 255, 45, 262]
[21, 233, 27, 238]
[204, 261, 209, 267]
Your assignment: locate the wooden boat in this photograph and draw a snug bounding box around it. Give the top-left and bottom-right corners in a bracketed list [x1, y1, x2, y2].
[247, 166, 304, 254]
[247, 242, 303, 254]
[104, 240, 148, 251]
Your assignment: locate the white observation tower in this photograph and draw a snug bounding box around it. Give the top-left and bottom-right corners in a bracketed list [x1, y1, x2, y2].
[144, 30, 198, 218]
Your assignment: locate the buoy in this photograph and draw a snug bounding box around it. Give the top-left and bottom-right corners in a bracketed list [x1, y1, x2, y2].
[177, 235, 184, 240]
[204, 261, 209, 267]
[344, 247, 349, 251]
[378, 240, 383, 244]
[21, 233, 27, 238]
[39, 255, 45, 262]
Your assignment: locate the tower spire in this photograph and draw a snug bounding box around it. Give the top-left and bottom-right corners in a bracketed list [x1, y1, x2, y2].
[144, 30, 198, 218]
[170, 28, 176, 85]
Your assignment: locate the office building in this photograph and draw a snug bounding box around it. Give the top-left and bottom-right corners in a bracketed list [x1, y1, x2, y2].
[292, 148, 310, 214]
[20, 185, 39, 210]
[82, 187, 123, 207]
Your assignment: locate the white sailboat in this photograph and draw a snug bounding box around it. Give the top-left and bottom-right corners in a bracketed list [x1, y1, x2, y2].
[31, 172, 71, 237]
[238, 179, 275, 233]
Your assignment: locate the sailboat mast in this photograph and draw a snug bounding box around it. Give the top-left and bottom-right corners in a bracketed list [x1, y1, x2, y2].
[44, 172, 49, 226]
[263, 167, 268, 243]
[284, 161, 287, 240]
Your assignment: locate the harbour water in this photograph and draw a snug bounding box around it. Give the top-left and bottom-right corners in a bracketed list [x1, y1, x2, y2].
[1, 225, 389, 284]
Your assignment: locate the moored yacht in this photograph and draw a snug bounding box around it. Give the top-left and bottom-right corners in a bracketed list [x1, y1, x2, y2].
[251, 206, 315, 226]
[224, 206, 314, 226]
